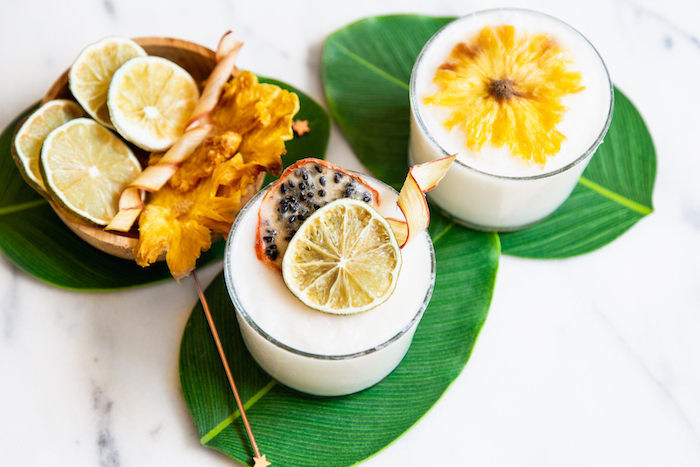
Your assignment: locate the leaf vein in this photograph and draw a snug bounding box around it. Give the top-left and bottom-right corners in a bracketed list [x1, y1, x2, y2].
[332, 43, 409, 91]
[199, 380, 277, 445]
[578, 176, 653, 215]
[0, 199, 47, 216]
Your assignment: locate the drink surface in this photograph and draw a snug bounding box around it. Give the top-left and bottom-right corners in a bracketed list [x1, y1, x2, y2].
[412, 9, 612, 177]
[225, 178, 435, 356]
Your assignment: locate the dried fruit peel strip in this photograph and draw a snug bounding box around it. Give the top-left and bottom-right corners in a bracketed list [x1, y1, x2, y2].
[190, 33, 243, 128]
[391, 155, 456, 247]
[106, 33, 241, 232]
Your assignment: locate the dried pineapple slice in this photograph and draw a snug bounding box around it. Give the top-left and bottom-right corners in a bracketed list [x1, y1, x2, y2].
[134, 71, 299, 280]
[424, 25, 584, 165]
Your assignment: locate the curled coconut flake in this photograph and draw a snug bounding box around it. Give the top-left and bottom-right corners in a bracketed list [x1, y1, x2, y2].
[106, 33, 242, 232]
[389, 154, 456, 247]
[188, 34, 243, 129]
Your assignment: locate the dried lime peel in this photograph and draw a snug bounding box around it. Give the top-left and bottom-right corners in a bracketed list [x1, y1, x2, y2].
[106, 32, 244, 232]
[388, 154, 456, 247]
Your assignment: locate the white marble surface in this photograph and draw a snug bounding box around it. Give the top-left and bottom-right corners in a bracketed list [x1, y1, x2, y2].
[1, 0, 699, 465]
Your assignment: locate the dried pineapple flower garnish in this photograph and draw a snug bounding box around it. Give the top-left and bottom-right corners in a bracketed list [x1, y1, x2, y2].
[134, 71, 299, 281]
[424, 25, 584, 165]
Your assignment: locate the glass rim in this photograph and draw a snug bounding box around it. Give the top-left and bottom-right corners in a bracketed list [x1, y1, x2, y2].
[409, 7, 615, 181]
[223, 177, 437, 361]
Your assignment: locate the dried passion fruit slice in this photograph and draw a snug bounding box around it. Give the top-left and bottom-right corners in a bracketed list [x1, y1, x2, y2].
[282, 198, 402, 315]
[12, 99, 84, 194]
[256, 158, 379, 270]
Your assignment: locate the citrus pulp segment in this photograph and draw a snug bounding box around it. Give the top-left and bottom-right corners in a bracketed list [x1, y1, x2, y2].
[282, 198, 402, 315]
[107, 56, 199, 152]
[40, 118, 142, 226]
[68, 36, 147, 128]
[12, 99, 84, 193]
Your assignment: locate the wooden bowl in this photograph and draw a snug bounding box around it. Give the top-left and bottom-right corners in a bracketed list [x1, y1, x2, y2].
[41, 37, 262, 261]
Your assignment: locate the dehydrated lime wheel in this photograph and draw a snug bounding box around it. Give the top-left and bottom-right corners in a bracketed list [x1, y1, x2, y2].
[69, 36, 147, 128]
[107, 55, 199, 151]
[282, 198, 402, 315]
[12, 99, 84, 194]
[40, 118, 142, 226]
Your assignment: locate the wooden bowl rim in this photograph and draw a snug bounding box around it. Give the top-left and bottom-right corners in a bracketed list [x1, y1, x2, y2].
[42, 36, 216, 105]
[38, 36, 237, 262]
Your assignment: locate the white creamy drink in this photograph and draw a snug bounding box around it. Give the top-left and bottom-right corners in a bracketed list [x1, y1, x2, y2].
[224, 176, 435, 396]
[409, 9, 613, 230]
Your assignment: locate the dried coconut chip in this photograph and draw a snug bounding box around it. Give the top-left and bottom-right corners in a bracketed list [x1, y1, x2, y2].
[389, 155, 456, 247]
[106, 33, 242, 232]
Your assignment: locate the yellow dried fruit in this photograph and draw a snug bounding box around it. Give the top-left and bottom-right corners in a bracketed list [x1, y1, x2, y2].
[134, 71, 299, 280]
[424, 25, 584, 165]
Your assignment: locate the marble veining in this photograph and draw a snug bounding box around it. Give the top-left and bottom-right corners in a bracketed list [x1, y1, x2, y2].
[0, 0, 699, 466]
[93, 385, 121, 467]
[591, 301, 700, 450]
[619, 0, 700, 49]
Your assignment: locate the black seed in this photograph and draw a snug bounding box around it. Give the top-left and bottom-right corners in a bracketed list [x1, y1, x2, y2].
[288, 180, 295, 188]
[266, 249, 278, 261]
[300, 194, 306, 201]
[298, 214, 306, 222]
[307, 191, 314, 199]
[268, 244, 277, 250]
[291, 204, 298, 212]
[281, 204, 289, 213]
[289, 215, 297, 223]
[299, 181, 307, 190]
[315, 165, 323, 173]
[263, 236, 273, 243]
[288, 196, 296, 203]
[302, 172, 309, 181]
[334, 172, 342, 183]
[319, 176, 326, 186]
[318, 189, 326, 197]
[313, 204, 321, 210]
[280, 183, 287, 194]
[363, 195, 371, 203]
[285, 235, 294, 241]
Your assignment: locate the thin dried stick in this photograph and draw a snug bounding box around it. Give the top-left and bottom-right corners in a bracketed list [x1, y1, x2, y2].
[192, 271, 267, 464]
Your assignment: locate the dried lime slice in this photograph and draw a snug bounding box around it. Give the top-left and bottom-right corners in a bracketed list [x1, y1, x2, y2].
[12, 99, 84, 193]
[107, 55, 199, 151]
[282, 198, 402, 315]
[40, 118, 142, 226]
[69, 36, 147, 128]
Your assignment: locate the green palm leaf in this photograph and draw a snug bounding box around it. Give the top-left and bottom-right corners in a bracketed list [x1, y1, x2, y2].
[321, 15, 656, 258]
[498, 88, 655, 257]
[179, 210, 499, 466]
[0, 79, 330, 290]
